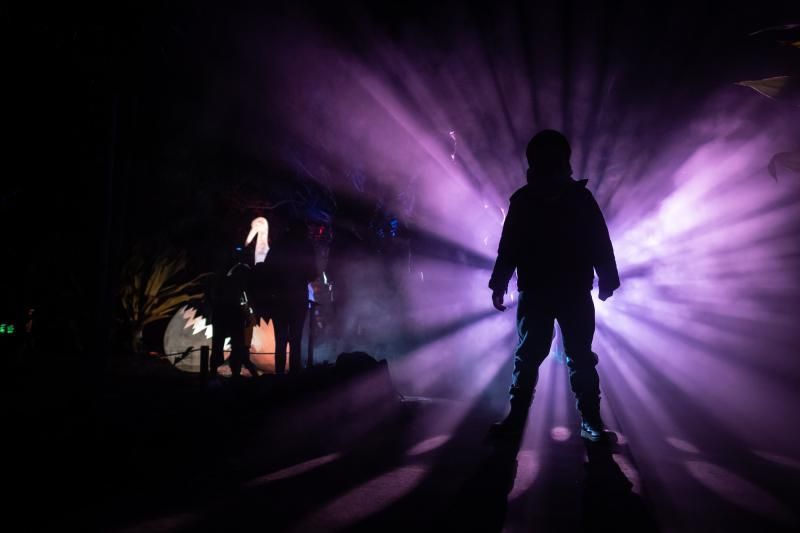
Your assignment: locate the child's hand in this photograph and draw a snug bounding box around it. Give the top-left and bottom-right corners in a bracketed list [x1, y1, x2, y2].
[492, 292, 507, 311]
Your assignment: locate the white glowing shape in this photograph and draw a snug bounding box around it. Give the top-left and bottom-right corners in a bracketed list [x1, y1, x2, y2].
[163, 306, 215, 372]
[245, 217, 270, 264]
[182, 307, 213, 338]
[164, 307, 286, 373]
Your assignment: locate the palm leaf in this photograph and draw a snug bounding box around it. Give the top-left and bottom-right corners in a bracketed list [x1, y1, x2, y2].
[736, 76, 789, 100]
[768, 150, 800, 180]
[119, 250, 210, 339]
[143, 294, 197, 326]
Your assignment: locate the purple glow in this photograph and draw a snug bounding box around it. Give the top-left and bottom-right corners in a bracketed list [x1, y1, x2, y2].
[244, 453, 341, 487]
[752, 451, 800, 471]
[685, 461, 795, 524]
[288, 465, 429, 532]
[232, 15, 800, 529]
[508, 450, 540, 501]
[612, 454, 642, 495]
[550, 426, 571, 442]
[666, 437, 700, 455]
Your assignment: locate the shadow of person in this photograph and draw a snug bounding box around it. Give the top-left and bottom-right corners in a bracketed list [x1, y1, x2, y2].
[438, 432, 524, 533]
[582, 435, 659, 532]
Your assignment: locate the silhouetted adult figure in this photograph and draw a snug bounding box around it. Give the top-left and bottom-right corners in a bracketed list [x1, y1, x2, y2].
[251, 258, 273, 329]
[210, 246, 259, 379]
[489, 129, 620, 441]
[266, 220, 317, 374]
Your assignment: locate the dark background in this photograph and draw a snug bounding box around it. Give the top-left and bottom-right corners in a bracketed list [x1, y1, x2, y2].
[2, 1, 799, 528]
[3, 0, 798, 365]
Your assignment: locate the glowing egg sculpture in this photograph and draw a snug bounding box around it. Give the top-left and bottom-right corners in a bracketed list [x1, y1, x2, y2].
[163, 217, 288, 373]
[249, 318, 282, 373]
[163, 305, 216, 372]
[163, 307, 284, 374]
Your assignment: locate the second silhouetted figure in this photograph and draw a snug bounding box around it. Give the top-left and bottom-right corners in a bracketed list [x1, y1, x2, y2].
[263, 219, 317, 374]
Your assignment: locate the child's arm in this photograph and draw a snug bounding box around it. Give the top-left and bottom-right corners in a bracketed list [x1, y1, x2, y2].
[587, 195, 620, 300]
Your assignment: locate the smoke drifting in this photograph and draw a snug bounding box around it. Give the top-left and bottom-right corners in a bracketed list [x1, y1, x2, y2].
[168, 9, 800, 515]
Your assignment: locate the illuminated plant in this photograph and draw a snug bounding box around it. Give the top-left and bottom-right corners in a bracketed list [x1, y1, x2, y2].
[119, 250, 209, 352]
[736, 24, 800, 179]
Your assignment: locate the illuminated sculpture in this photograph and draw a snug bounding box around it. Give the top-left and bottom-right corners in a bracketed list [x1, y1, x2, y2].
[246, 216, 270, 264]
[164, 306, 281, 374]
[163, 305, 214, 372]
[164, 216, 284, 373]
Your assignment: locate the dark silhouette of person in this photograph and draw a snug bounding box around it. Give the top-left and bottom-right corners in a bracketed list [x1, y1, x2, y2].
[210, 246, 260, 379]
[264, 219, 317, 374]
[489, 129, 620, 441]
[251, 257, 273, 329]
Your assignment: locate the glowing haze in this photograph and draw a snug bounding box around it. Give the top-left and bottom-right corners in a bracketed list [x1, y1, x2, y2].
[208, 8, 800, 528]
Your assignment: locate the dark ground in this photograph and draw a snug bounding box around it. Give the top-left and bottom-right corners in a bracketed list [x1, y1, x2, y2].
[6, 349, 799, 532]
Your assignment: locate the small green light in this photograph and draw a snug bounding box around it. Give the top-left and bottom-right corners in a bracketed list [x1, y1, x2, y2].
[7, 325, 15, 335]
[0, 324, 6, 335]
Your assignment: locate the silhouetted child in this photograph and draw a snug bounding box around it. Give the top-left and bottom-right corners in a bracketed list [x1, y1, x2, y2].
[489, 130, 620, 441]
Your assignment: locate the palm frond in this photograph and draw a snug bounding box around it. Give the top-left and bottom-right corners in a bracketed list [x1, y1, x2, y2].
[119, 250, 210, 343]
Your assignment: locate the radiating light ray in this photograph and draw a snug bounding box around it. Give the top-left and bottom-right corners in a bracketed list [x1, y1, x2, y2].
[244, 453, 341, 487]
[287, 465, 429, 533]
[613, 454, 642, 495]
[508, 450, 540, 501]
[752, 451, 800, 471]
[390, 310, 511, 397]
[406, 434, 451, 457]
[666, 437, 700, 455]
[242, 12, 800, 529]
[685, 461, 796, 524]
